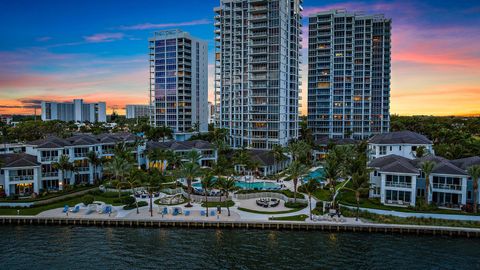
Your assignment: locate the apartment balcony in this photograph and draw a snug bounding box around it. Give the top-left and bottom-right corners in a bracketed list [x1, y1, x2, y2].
[385, 181, 412, 188]
[76, 167, 90, 173]
[432, 183, 462, 191]
[10, 175, 34, 182]
[42, 172, 59, 178]
[250, 14, 268, 21]
[41, 156, 59, 162]
[74, 153, 88, 158]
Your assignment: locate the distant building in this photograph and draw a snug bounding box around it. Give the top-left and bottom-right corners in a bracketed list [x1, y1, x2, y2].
[308, 9, 392, 140]
[41, 99, 106, 123]
[149, 29, 208, 134]
[126, 104, 150, 119]
[208, 102, 215, 125]
[0, 115, 13, 125]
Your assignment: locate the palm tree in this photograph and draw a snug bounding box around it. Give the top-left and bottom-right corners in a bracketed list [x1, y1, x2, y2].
[343, 173, 371, 221]
[179, 162, 202, 207]
[186, 150, 202, 164]
[467, 165, 480, 213]
[415, 146, 427, 158]
[129, 169, 145, 214]
[271, 144, 286, 171]
[287, 140, 311, 164]
[233, 147, 250, 175]
[323, 154, 341, 207]
[303, 179, 319, 220]
[86, 151, 101, 184]
[247, 159, 261, 180]
[166, 150, 182, 170]
[201, 173, 215, 217]
[217, 176, 236, 216]
[52, 154, 72, 189]
[103, 156, 132, 198]
[421, 160, 436, 205]
[285, 160, 309, 203]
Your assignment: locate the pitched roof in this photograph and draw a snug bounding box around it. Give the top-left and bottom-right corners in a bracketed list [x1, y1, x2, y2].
[314, 136, 357, 146]
[368, 131, 432, 145]
[431, 161, 466, 176]
[368, 155, 419, 174]
[451, 156, 480, 170]
[29, 136, 71, 148]
[248, 150, 277, 166]
[147, 140, 214, 151]
[369, 154, 469, 176]
[28, 133, 139, 148]
[0, 153, 40, 168]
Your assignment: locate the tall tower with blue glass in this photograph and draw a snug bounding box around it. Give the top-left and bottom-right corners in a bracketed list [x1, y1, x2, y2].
[149, 30, 208, 137]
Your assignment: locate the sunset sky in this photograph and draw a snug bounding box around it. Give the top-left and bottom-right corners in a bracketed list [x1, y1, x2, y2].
[0, 0, 479, 116]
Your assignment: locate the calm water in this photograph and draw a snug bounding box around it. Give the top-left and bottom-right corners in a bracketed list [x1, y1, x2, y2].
[1, 226, 480, 270]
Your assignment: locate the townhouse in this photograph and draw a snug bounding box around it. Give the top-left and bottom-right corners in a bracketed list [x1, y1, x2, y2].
[367, 131, 480, 209]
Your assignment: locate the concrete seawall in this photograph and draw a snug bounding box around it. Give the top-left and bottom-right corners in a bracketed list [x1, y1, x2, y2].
[1, 216, 479, 238]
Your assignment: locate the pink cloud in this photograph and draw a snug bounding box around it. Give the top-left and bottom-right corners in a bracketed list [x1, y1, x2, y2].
[83, 33, 125, 43]
[119, 19, 211, 30]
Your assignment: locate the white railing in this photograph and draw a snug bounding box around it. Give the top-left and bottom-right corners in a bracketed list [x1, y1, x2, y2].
[385, 182, 412, 188]
[42, 172, 59, 178]
[9, 175, 34, 182]
[234, 192, 308, 204]
[41, 156, 58, 162]
[433, 183, 462, 191]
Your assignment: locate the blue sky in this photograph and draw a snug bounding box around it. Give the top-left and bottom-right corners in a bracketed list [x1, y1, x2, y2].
[0, 0, 479, 115]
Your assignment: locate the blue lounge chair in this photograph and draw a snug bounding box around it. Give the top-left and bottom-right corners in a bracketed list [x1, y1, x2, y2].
[200, 210, 206, 216]
[71, 205, 80, 213]
[185, 210, 190, 216]
[105, 206, 112, 214]
[62, 205, 69, 213]
[210, 210, 216, 217]
[162, 207, 168, 215]
[172, 208, 179, 216]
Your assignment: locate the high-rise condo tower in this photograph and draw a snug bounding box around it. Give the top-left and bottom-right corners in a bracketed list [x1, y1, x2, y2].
[307, 9, 391, 140]
[214, 0, 303, 149]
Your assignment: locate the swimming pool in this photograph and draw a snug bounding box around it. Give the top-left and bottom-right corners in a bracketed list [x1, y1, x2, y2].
[304, 167, 325, 182]
[191, 180, 279, 190]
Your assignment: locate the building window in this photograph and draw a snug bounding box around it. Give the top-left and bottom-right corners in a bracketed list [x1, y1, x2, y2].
[379, 146, 387, 155]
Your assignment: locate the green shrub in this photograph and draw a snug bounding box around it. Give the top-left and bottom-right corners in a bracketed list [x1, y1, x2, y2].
[82, 195, 94, 205]
[122, 196, 135, 206]
[123, 201, 147, 210]
[284, 201, 307, 209]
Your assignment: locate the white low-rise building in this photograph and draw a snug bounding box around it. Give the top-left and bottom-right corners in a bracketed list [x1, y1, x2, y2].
[368, 154, 478, 209]
[41, 99, 106, 123]
[368, 131, 434, 160]
[0, 153, 41, 196]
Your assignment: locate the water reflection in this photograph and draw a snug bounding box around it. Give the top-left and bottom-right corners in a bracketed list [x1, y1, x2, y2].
[0, 226, 479, 270]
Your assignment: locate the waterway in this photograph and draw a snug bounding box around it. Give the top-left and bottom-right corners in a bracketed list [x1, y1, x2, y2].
[1, 226, 479, 269]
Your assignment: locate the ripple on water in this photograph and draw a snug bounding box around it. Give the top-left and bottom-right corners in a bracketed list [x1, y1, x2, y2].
[0, 226, 480, 270]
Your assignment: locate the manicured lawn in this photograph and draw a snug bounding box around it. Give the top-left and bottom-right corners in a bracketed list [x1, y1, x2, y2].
[0, 192, 128, 216]
[338, 191, 480, 216]
[269, 214, 308, 221]
[0, 186, 97, 203]
[0, 196, 86, 216]
[201, 200, 235, 208]
[342, 207, 480, 229]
